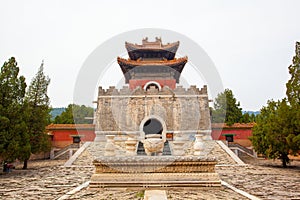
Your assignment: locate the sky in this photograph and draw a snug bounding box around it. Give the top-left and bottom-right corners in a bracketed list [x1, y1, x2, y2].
[0, 0, 300, 111]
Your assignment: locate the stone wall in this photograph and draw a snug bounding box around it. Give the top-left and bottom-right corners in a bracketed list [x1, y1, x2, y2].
[95, 85, 211, 141]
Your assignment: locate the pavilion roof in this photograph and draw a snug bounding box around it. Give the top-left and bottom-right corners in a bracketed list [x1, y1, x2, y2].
[117, 57, 187, 83]
[117, 57, 187, 66]
[125, 37, 180, 60]
[125, 37, 179, 49]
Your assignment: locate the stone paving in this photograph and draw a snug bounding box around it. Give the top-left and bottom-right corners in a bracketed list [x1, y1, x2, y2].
[67, 187, 248, 200]
[167, 188, 248, 200]
[216, 161, 300, 200]
[0, 160, 94, 200]
[1, 141, 300, 199]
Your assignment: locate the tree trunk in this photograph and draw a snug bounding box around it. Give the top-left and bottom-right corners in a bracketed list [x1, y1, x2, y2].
[282, 159, 287, 168]
[281, 153, 289, 168]
[23, 159, 28, 169]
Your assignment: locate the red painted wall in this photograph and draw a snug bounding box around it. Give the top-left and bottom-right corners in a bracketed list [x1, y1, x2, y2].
[212, 128, 253, 147]
[212, 129, 252, 140]
[47, 124, 95, 149]
[48, 123, 254, 149]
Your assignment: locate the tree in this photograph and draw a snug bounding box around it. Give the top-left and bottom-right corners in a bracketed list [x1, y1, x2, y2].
[286, 41, 300, 106]
[240, 112, 257, 123]
[54, 104, 94, 124]
[283, 42, 300, 165]
[211, 89, 243, 125]
[286, 41, 300, 150]
[251, 99, 294, 167]
[251, 42, 300, 167]
[20, 61, 51, 169]
[0, 57, 28, 163]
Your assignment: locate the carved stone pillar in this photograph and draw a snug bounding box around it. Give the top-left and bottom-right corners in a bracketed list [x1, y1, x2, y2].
[194, 133, 205, 156]
[125, 134, 138, 156]
[104, 135, 115, 156]
[172, 132, 185, 156]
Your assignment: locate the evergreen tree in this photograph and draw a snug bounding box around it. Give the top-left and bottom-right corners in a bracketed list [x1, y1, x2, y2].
[251, 99, 294, 167]
[54, 104, 94, 124]
[251, 42, 300, 167]
[241, 112, 250, 123]
[212, 89, 243, 125]
[21, 61, 51, 169]
[0, 57, 27, 163]
[249, 113, 257, 122]
[286, 41, 300, 150]
[286, 42, 300, 155]
[286, 42, 300, 106]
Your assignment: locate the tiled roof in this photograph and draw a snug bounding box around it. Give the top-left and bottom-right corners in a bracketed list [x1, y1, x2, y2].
[117, 56, 188, 66]
[211, 123, 255, 129]
[46, 124, 95, 130]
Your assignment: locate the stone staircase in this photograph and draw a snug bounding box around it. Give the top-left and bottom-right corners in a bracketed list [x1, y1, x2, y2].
[51, 143, 80, 160]
[228, 143, 256, 157]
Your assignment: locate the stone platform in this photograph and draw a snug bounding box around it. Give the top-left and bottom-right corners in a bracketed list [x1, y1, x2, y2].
[90, 156, 221, 188]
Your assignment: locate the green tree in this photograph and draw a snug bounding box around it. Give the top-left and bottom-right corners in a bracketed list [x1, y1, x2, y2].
[249, 113, 257, 122]
[20, 62, 51, 169]
[286, 41, 300, 106]
[54, 104, 94, 124]
[286, 42, 300, 154]
[240, 112, 256, 123]
[0, 57, 28, 163]
[241, 112, 250, 123]
[212, 89, 243, 125]
[251, 42, 300, 167]
[286, 41, 300, 150]
[251, 99, 295, 167]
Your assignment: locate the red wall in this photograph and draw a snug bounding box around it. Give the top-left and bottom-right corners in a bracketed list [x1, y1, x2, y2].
[212, 128, 253, 147]
[50, 129, 95, 148]
[48, 123, 253, 149]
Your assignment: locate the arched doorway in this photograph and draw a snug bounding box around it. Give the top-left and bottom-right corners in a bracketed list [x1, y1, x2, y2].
[143, 118, 163, 135]
[139, 115, 167, 142]
[143, 81, 161, 91]
[138, 116, 170, 155]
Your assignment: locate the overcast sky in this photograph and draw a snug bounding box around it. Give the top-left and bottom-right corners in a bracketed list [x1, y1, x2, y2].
[1, 0, 300, 111]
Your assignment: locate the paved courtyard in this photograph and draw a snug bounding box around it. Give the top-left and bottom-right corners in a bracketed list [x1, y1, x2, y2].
[1, 142, 300, 199]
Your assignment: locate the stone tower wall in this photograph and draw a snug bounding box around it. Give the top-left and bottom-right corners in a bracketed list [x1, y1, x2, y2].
[94, 85, 211, 140]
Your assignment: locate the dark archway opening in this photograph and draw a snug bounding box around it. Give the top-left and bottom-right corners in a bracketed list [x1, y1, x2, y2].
[145, 83, 159, 91]
[143, 118, 163, 135]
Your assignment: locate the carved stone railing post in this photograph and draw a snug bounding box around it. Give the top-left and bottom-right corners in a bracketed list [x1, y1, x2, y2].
[173, 132, 185, 156]
[125, 134, 138, 156]
[104, 135, 115, 156]
[194, 133, 205, 156]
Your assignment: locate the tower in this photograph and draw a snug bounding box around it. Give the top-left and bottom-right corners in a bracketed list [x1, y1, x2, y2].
[95, 38, 212, 143]
[91, 38, 220, 189]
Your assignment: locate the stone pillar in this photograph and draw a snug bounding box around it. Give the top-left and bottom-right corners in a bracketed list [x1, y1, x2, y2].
[172, 132, 185, 156]
[94, 131, 106, 142]
[125, 134, 138, 156]
[194, 133, 205, 156]
[199, 130, 212, 141]
[104, 135, 115, 156]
